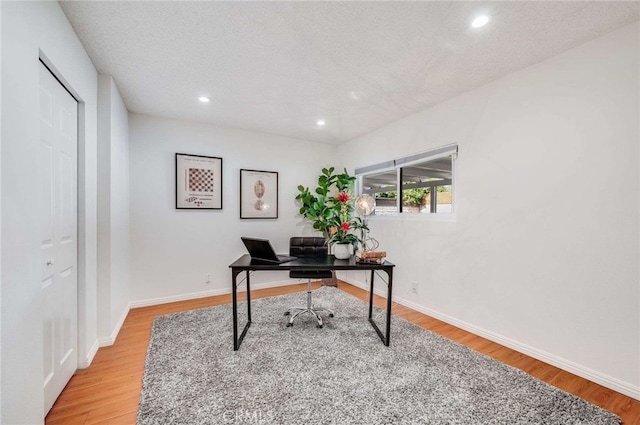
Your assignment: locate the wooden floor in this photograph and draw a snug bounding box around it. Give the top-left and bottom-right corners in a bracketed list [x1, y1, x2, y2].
[46, 282, 640, 425]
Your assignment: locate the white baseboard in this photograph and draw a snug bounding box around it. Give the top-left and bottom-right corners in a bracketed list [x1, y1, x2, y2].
[339, 276, 640, 401]
[98, 302, 131, 347]
[340, 274, 389, 298]
[129, 279, 297, 309]
[79, 339, 100, 369]
[130, 287, 229, 308]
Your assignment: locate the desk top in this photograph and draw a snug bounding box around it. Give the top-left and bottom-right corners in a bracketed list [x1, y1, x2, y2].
[229, 254, 394, 271]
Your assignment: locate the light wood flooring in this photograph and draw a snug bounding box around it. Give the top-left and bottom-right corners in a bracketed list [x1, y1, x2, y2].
[46, 282, 640, 425]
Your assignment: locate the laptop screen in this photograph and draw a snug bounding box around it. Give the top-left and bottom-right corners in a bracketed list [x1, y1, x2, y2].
[241, 237, 280, 261]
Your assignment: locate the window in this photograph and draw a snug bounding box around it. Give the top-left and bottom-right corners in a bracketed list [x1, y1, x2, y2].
[356, 144, 457, 216]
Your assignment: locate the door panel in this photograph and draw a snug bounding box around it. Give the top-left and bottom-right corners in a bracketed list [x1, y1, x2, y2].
[39, 62, 78, 415]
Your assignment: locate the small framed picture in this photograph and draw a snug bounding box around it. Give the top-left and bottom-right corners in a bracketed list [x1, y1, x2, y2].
[240, 169, 278, 219]
[175, 153, 222, 209]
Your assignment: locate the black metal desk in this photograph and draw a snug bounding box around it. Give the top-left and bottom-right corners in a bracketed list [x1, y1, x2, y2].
[229, 254, 395, 350]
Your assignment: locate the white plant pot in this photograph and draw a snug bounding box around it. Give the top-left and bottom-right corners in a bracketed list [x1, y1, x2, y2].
[333, 243, 353, 260]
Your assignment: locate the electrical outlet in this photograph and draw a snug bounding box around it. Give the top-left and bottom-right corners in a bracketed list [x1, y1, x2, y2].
[411, 281, 418, 293]
[206, 273, 211, 284]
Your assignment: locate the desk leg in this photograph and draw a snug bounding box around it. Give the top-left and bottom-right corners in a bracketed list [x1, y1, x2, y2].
[246, 271, 252, 323]
[368, 267, 393, 347]
[232, 269, 252, 351]
[385, 267, 393, 346]
[232, 270, 238, 350]
[368, 269, 374, 319]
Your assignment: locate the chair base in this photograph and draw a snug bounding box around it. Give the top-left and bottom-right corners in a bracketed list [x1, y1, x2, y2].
[285, 307, 334, 328]
[285, 280, 333, 328]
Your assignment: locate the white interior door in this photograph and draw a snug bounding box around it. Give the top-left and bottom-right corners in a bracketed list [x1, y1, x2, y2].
[39, 62, 78, 415]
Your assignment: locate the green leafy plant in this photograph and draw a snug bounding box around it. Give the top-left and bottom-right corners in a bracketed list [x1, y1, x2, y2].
[403, 188, 429, 207]
[376, 184, 450, 207]
[295, 167, 366, 245]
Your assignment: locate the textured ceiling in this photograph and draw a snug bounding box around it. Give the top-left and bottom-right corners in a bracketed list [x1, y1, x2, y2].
[60, 1, 639, 145]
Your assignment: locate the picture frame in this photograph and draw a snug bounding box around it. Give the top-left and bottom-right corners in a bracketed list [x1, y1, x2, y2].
[175, 153, 223, 209]
[240, 169, 278, 219]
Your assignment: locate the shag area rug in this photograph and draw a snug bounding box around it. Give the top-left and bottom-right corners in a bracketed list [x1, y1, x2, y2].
[137, 287, 620, 425]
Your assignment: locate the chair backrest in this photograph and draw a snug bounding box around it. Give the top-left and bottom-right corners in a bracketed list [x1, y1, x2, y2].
[289, 237, 332, 279]
[289, 237, 328, 257]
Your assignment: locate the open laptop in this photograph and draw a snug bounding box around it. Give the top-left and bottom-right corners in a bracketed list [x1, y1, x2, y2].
[241, 237, 297, 263]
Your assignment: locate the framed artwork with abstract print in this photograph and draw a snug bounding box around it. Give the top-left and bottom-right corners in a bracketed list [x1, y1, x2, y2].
[175, 153, 222, 209]
[240, 169, 278, 219]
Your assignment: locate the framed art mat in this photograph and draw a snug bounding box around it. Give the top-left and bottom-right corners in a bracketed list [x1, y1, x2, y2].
[240, 169, 278, 219]
[176, 153, 222, 209]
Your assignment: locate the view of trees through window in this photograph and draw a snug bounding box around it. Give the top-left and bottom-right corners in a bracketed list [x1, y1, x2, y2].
[376, 185, 451, 213]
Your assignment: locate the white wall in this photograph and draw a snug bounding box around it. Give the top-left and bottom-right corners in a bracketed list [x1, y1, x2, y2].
[129, 114, 334, 305]
[1, 1, 99, 423]
[0, 3, 3, 421]
[338, 22, 639, 399]
[97, 75, 130, 344]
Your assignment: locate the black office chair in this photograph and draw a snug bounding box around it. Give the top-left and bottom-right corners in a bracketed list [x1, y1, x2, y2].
[285, 237, 334, 328]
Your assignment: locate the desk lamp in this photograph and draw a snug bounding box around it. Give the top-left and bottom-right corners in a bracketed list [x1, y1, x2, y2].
[355, 194, 378, 251]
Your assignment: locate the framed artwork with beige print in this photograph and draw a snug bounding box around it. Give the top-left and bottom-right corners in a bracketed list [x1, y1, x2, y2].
[240, 169, 278, 219]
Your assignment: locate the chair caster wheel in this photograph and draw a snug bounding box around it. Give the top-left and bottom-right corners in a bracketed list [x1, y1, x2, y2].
[284, 312, 290, 316]
[329, 314, 334, 318]
[286, 323, 293, 327]
[317, 324, 323, 328]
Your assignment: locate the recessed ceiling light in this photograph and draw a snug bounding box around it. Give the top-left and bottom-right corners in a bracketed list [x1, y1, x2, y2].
[198, 96, 211, 103]
[317, 119, 326, 127]
[471, 15, 490, 28]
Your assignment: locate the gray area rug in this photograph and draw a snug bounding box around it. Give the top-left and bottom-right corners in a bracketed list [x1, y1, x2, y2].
[137, 287, 620, 424]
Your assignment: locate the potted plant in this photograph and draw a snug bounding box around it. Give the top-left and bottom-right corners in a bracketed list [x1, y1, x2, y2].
[296, 167, 366, 259]
[326, 191, 365, 259]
